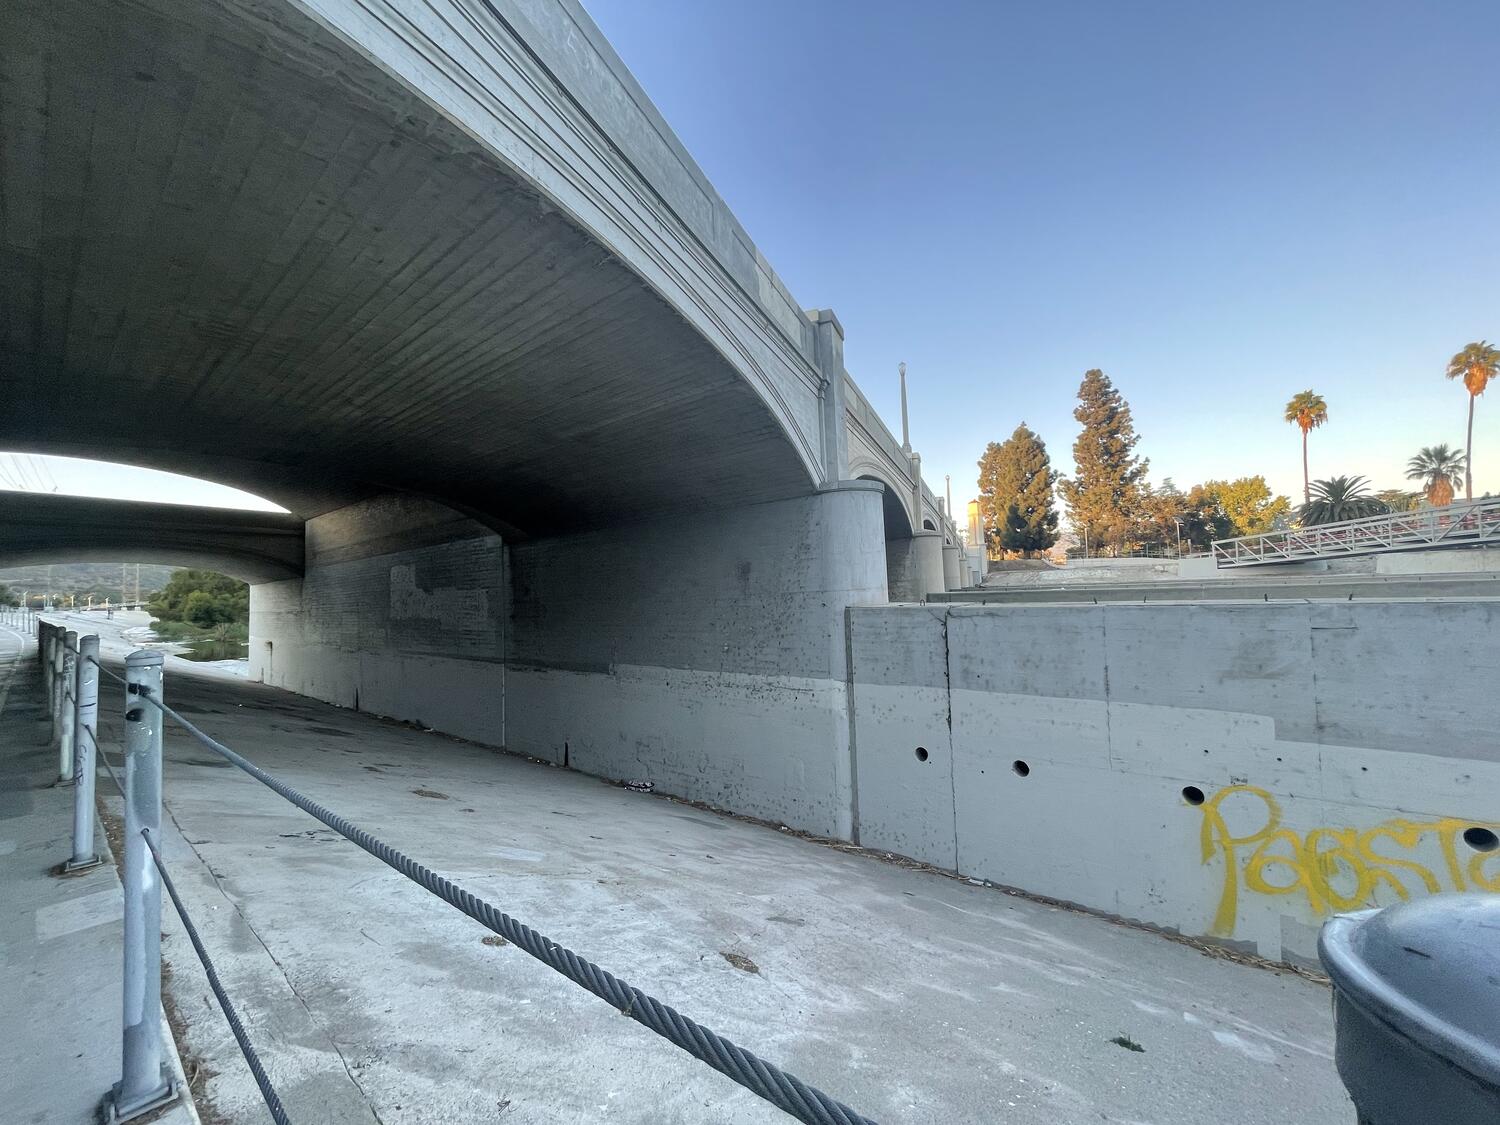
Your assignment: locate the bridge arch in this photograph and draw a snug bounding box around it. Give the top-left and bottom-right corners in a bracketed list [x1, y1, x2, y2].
[1, 0, 894, 839]
[1, 0, 824, 540]
[0, 491, 304, 585]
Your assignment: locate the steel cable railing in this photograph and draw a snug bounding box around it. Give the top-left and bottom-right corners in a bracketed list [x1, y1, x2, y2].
[71, 642, 875, 1125]
[85, 688, 291, 1124]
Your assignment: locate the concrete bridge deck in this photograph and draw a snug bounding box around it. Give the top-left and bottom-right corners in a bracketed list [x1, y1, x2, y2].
[7, 618, 1353, 1123]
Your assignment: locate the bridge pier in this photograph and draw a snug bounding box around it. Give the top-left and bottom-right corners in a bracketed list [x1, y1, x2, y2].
[507, 482, 885, 836]
[913, 531, 948, 599]
[250, 484, 887, 837]
[942, 543, 964, 590]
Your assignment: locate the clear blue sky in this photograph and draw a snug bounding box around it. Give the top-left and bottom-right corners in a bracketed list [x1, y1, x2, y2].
[6, 1, 1497, 513]
[585, 0, 1500, 507]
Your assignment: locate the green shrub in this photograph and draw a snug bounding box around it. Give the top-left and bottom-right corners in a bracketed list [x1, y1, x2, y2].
[147, 570, 249, 629]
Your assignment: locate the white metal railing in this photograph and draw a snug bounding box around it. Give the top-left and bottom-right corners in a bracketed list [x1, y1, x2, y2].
[1211, 497, 1500, 568]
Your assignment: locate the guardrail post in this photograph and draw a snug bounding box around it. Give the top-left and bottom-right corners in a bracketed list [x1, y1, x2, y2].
[66, 634, 103, 872]
[106, 650, 178, 1122]
[49, 626, 65, 746]
[58, 630, 78, 782]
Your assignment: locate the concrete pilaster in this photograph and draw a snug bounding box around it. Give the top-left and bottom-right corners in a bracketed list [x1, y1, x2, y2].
[808, 308, 849, 485]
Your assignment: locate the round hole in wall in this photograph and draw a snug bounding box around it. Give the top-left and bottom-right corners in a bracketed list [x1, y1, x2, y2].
[1463, 827, 1499, 853]
[1012, 760, 1030, 777]
[1182, 785, 1206, 806]
[914, 747, 929, 762]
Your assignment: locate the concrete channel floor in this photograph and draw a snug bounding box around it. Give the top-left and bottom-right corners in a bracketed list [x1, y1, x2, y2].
[16, 614, 1354, 1124]
[0, 624, 197, 1125]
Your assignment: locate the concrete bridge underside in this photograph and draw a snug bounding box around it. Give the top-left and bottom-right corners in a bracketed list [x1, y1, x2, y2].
[3, 0, 826, 533]
[0, 491, 304, 582]
[2, 0, 977, 837]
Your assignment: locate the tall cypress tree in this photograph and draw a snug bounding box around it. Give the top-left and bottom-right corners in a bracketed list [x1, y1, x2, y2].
[977, 423, 1059, 556]
[1057, 369, 1149, 554]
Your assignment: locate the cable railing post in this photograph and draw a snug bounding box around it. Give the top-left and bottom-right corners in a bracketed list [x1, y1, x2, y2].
[58, 629, 78, 783]
[49, 625, 66, 749]
[106, 649, 178, 1123]
[66, 635, 103, 872]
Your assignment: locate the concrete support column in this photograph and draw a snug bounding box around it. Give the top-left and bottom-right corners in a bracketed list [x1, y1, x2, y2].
[808, 308, 849, 484]
[884, 538, 923, 603]
[913, 531, 947, 599]
[942, 544, 964, 590]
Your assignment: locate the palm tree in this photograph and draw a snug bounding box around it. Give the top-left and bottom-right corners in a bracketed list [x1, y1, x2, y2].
[1445, 342, 1499, 501]
[1405, 444, 1466, 507]
[1284, 391, 1328, 505]
[1300, 475, 1390, 526]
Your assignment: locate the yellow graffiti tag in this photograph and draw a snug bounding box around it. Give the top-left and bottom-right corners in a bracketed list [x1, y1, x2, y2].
[1198, 785, 1500, 937]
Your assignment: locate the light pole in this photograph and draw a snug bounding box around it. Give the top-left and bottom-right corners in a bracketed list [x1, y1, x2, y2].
[1173, 518, 1183, 557]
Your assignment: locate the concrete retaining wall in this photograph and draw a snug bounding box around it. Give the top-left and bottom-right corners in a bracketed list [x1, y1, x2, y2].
[506, 482, 886, 837]
[249, 496, 508, 746]
[252, 484, 888, 838]
[848, 600, 1500, 964]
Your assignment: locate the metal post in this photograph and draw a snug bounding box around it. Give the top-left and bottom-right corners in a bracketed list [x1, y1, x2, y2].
[66, 635, 102, 872]
[58, 629, 78, 782]
[49, 627, 65, 744]
[106, 650, 177, 1122]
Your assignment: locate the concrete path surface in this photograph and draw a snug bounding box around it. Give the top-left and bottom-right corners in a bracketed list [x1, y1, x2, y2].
[0, 625, 197, 1125]
[19, 621, 1354, 1124]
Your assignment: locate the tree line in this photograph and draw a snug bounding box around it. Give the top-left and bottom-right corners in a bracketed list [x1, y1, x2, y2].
[976, 340, 1496, 558]
[147, 569, 249, 629]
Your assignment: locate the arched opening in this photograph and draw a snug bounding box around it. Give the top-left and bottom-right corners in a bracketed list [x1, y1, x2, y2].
[0, 452, 286, 512]
[0, 0, 892, 842]
[1, 0, 821, 539]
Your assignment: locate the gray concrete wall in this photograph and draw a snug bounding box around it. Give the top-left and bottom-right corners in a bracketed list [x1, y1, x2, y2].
[848, 600, 1500, 964]
[250, 496, 508, 745]
[251, 484, 888, 838]
[506, 483, 887, 837]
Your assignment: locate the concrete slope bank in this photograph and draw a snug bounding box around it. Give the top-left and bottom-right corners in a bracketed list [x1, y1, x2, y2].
[21, 655, 1349, 1124]
[848, 599, 1500, 965]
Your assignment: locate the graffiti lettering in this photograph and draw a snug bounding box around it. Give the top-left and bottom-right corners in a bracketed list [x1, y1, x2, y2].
[1198, 785, 1500, 937]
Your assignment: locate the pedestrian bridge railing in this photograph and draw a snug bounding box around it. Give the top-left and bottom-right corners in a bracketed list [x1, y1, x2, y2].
[13, 610, 876, 1125]
[1210, 496, 1500, 568]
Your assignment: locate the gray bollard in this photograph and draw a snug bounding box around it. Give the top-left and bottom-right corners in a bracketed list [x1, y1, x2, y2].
[58, 630, 78, 782]
[66, 635, 103, 872]
[105, 650, 178, 1123]
[49, 627, 65, 745]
